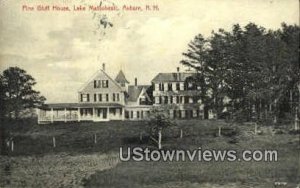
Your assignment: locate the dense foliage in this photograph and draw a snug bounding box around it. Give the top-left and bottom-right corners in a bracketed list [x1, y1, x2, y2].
[0, 67, 46, 119]
[181, 23, 300, 123]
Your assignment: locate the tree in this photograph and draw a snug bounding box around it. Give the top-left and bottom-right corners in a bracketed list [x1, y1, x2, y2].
[181, 23, 299, 123]
[180, 34, 211, 118]
[0, 67, 46, 119]
[147, 108, 175, 149]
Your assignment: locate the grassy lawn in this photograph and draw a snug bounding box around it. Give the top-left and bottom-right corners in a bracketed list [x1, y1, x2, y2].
[0, 119, 299, 187]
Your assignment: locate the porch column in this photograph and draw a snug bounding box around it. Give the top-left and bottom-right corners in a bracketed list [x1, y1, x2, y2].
[77, 108, 81, 122]
[51, 108, 54, 123]
[107, 107, 110, 120]
[93, 108, 96, 121]
[122, 108, 125, 121]
[64, 108, 67, 122]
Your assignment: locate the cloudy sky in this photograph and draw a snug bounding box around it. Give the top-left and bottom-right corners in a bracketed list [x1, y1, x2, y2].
[0, 0, 298, 103]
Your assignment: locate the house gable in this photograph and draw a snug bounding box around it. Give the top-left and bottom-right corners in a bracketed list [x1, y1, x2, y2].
[138, 88, 151, 103]
[127, 85, 151, 106]
[79, 70, 123, 93]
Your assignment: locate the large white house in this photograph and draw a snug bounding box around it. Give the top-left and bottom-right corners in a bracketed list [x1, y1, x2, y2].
[37, 64, 205, 124]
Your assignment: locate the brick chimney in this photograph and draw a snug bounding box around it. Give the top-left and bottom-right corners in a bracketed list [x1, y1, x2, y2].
[177, 67, 180, 80]
[135, 77, 137, 86]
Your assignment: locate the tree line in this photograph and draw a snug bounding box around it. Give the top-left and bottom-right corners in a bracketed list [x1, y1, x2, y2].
[181, 23, 300, 123]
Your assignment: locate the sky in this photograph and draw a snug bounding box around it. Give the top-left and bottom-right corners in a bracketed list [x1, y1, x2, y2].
[0, 0, 299, 103]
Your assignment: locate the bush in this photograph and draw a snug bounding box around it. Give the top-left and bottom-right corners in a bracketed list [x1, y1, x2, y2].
[288, 129, 300, 135]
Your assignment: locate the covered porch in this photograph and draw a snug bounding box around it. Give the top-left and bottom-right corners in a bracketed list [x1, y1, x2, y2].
[37, 103, 124, 124]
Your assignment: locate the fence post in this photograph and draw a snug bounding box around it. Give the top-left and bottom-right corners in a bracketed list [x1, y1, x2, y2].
[53, 137, 56, 148]
[139, 132, 143, 141]
[11, 140, 14, 152]
[295, 107, 299, 130]
[254, 123, 257, 135]
[94, 134, 97, 144]
[180, 129, 183, 138]
[218, 126, 222, 137]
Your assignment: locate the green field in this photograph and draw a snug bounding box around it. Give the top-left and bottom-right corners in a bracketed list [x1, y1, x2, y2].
[0, 119, 299, 187]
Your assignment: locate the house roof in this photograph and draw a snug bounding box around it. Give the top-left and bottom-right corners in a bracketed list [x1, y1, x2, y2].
[115, 70, 129, 84]
[78, 69, 123, 92]
[127, 85, 150, 102]
[151, 72, 196, 83]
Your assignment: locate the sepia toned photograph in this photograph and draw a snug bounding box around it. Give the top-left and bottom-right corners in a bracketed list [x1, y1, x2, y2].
[0, 0, 299, 187]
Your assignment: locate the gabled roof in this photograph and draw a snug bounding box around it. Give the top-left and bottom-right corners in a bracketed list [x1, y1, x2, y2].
[127, 85, 150, 102]
[115, 70, 129, 84]
[151, 72, 196, 83]
[78, 69, 122, 92]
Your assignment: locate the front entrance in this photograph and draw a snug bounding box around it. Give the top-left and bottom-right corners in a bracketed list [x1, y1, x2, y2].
[102, 108, 107, 119]
[95, 108, 108, 121]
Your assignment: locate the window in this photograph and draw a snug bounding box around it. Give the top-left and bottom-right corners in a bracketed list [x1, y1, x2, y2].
[94, 80, 101, 88]
[176, 83, 180, 90]
[176, 96, 180, 104]
[125, 111, 129, 119]
[110, 108, 116, 115]
[140, 96, 147, 105]
[94, 94, 97, 102]
[113, 93, 116, 101]
[131, 111, 133, 118]
[98, 94, 102, 102]
[81, 94, 90, 102]
[141, 111, 144, 119]
[155, 97, 160, 104]
[121, 83, 125, 87]
[170, 97, 173, 104]
[164, 96, 168, 104]
[184, 96, 189, 103]
[117, 93, 120, 101]
[159, 96, 162, 104]
[137, 111, 140, 118]
[94, 80, 108, 88]
[106, 94, 109, 101]
[168, 83, 172, 91]
[178, 110, 182, 118]
[180, 83, 184, 91]
[180, 96, 184, 103]
[159, 83, 164, 91]
[102, 80, 109, 88]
